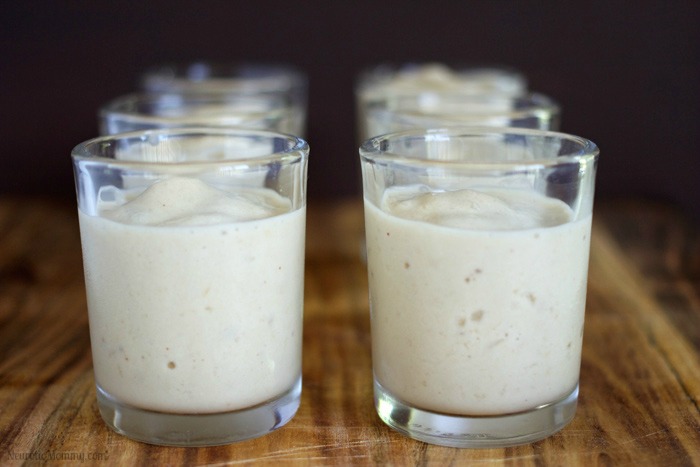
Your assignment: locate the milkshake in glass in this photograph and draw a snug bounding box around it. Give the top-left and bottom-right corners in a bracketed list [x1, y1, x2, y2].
[364, 91, 560, 138]
[355, 63, 528, 142]
[73, 128, 309, 446]
[360, 127, 599, 447]
[356, 63, 526, 103]
[140, 62, 308, 136]
[100, 92, 302, 136]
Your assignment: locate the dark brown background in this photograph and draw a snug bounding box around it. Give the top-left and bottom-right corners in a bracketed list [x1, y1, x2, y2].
[1, 1, 698, 221]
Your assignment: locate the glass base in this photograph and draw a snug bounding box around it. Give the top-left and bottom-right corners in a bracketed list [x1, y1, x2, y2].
[374, 380, 577, 448]
[96, 377, 301, 446]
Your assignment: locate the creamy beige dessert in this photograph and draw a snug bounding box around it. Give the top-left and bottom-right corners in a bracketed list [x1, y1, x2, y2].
[359, 63, 526, 98]
[356, 64, 528, 141]
[100, 94, 302, 136]
[365, 186, 591, 415]
[79, 177, 305, 413]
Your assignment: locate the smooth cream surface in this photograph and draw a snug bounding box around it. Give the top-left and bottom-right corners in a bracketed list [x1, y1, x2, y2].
[383, 186, 572, 231]
[101, 176, 290, 226]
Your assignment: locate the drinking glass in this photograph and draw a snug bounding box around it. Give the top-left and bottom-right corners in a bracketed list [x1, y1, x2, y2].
[360, 126, 599, 447]
[73, 128, 309, 446]
[362, 91, 560, 140]
[356, 63, 527, 140]
[141, 62, 307, 136]
[100, 92, 301, 136]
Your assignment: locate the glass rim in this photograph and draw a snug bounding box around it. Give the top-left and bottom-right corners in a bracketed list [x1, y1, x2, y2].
[141, 61, 308, 93]
[356, 62, 526, 90]
[72, 127, 309, 168]
[359, 126, 599, 170]
[101, 92, 296, 111]
[366, 91, 560, 119]
[99, 92, 297, 127]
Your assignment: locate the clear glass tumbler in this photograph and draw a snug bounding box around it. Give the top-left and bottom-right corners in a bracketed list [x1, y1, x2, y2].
[140, 62, 308, 136]
[100, 92, 302, 136]
[360, 127, 599, 448]
[356, 63, 527, 102]
[363, 91, 560, 139]
[355, 63, 527, 142]
[72, 128, 309, 446]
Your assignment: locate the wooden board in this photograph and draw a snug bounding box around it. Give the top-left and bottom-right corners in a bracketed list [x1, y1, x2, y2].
[0, 197, 698, 465]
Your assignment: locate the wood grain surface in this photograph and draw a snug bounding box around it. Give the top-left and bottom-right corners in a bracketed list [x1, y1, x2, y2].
[0, 197, 698, 466]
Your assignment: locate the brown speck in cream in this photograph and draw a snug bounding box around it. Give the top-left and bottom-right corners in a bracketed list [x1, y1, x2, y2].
[168, 361, 176, 369]
[471, 310, 484, 322]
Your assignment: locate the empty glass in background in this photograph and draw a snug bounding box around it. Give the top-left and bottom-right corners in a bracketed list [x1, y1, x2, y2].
[139, 62, 308, 136]
[360, 127, 599, 448]
[355, 63, 528, 142]
[72, 128, 309, 446]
